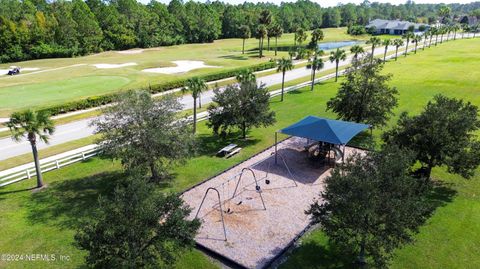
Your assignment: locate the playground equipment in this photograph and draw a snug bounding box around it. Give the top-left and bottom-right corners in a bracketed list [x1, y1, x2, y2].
[257, 152, 299, 187]
[194, 167, 267, 241]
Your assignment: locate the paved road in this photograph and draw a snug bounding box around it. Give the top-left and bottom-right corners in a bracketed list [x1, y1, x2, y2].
[0, 33, 473, 161]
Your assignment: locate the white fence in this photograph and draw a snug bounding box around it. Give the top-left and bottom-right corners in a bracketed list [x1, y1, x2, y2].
[0, 146, 100, 187]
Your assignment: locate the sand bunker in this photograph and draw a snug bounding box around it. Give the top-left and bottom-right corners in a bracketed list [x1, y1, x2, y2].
[92, 63, 137, 69]
[142, 60, 219, 74]
[117, 49, 144, 54]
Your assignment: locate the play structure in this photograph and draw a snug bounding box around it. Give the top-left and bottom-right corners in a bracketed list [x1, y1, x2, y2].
[275, 116, 370, 165]
[185, 116, 371, 268]
[195, 167, 267, 241]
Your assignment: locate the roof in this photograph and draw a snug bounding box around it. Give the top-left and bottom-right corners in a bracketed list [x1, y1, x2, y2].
[366, 19, 428, 30]
[279, 116, 370, 145]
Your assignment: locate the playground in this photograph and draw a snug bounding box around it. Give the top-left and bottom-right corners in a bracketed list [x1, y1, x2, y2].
[182, 136, 364, 268]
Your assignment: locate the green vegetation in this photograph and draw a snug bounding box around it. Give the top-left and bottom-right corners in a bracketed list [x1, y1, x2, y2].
[0, 27, 365, 117]
[0, 38, 478, 268]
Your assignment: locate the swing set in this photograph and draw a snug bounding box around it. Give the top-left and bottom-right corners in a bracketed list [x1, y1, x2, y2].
[194, 151, 300, 241]
[195, 168, 268, 241]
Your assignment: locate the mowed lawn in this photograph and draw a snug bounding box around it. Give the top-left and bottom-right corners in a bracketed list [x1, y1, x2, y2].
[0, 27, 367, 117]
[0, 38, 478, 268]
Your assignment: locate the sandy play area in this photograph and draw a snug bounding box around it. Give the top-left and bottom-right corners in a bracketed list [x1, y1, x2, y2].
[142, 60, 219, 74]
[182, 137, 364, 269]
[92, 63, 137, 69]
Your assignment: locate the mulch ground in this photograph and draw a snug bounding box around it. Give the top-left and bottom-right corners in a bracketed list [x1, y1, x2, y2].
[182, 137, 364, 269]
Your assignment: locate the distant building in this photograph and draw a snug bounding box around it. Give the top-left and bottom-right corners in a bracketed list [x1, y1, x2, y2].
[459, 15, 478, 26]
[366, 19, 429, 35]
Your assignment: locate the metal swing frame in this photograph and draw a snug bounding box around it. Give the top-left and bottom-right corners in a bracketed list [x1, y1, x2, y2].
[195, 187, 227, 241]
[231, 168, 267, 210]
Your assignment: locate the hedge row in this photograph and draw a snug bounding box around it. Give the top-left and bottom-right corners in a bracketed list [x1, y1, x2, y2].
[38, 61, 276, 116]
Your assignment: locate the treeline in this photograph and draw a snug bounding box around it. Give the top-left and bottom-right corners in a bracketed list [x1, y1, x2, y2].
[0, 0, 479, 63]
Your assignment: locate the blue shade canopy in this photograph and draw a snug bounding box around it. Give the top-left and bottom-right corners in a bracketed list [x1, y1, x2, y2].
[279, 116, 370, 145]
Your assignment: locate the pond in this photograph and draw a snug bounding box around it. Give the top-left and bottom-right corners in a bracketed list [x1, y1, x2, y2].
[318, 41, 361, 50]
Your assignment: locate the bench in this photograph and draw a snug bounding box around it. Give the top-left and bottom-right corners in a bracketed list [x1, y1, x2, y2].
[225, 147, 242, 158]
[217, 144, 238, 157]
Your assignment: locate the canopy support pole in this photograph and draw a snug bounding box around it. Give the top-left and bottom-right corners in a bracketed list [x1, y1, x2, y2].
[275, 132, 278, 164]
[342, 144, 346, 164]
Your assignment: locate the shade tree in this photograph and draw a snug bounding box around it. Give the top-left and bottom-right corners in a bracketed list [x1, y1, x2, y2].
[326, 57, 398, 127]
[383, 95, 480, 180]
[92, 91, 195, 182]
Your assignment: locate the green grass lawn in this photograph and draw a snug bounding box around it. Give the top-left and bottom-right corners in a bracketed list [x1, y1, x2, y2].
[0, 38, 478, 268]
[0, 27, 369, 117]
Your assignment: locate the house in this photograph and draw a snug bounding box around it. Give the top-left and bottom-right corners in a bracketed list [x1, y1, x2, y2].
[459, 15, 478, 26]
[366, 19, 429, 35]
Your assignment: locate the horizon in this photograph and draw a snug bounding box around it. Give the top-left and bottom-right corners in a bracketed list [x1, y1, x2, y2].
[137, 0, 479, 7]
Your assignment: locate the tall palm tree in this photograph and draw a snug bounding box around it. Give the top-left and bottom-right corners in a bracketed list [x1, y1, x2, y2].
[329, 48, 346, 82]
[295, 27, 307, 48]
[276, 57, 293, 102]
[308, 50, 324, 91]
[393, 39, 404, 61]
[256, 25, 267, 58]
[445, 26, 452, 41]
[402, 31, 414, 57]
[239, 25, 251, 55]
[382, 39, 391, 62]
[428, 27, 435, 48]
[423, 30, 429, 50]
[452, 24, 460, 40]
[412, 35, 422, 54]
[434, 27, 440, 46]
[366, 36, 381, 63]
[182, 77, 207, 134]
[350, 45, 364, 62]
[438, 5, 451, 24]
[7, 110, 55, 188]
[271, 24, 283, 56]
[461, 24, 468, 39]
[309, 28, 324, 49]
[439, 26, 446, 43]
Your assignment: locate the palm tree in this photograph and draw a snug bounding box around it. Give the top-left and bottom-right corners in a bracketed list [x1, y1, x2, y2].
[182, 77, 207, 133]
[256, 24, 267, 58]
[7, 110, 55, 188]
[439, 26, 446, 43]
[329, 48, 346, 82]
[412, 35, 422, 54]
[393, 39, 404, 61]
[461, 24, 468, 39]
[382, 39, 391, 62]
[445, 26, 452, 42]
[452, 24, 460, 40]
[288, 48, 296, 60]
[295, 27, 307, 48]
[270, 24, 283, 56]
[236, 69, 256, 83]
[309, 28, 324, 49]
[239, 25, 251, 55]
[276, 57, 293, 102]
[438, 5, 451, 24]
[403, 31, 414, 57]
[308, 50, 324, 91]
[350, 45, 364, 62]
[434, 27, 440, 46]
[423, 30, 429, 50]
[428, 27, 435, 48]
[366, 36, 381, 63]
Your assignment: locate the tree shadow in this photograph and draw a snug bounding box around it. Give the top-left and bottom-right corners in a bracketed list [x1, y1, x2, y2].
[279, 240, 356, 269]
[24, 171, 124, 230]
[218, 55, 250, 61]
[195, 130, 260, 156]
[427, 181, 457, 209]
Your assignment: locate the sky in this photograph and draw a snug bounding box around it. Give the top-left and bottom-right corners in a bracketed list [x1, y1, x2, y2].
[141, 0, 478, 6]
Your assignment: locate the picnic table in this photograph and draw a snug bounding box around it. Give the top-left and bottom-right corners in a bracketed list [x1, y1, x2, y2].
[217, 144, 241, 158]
